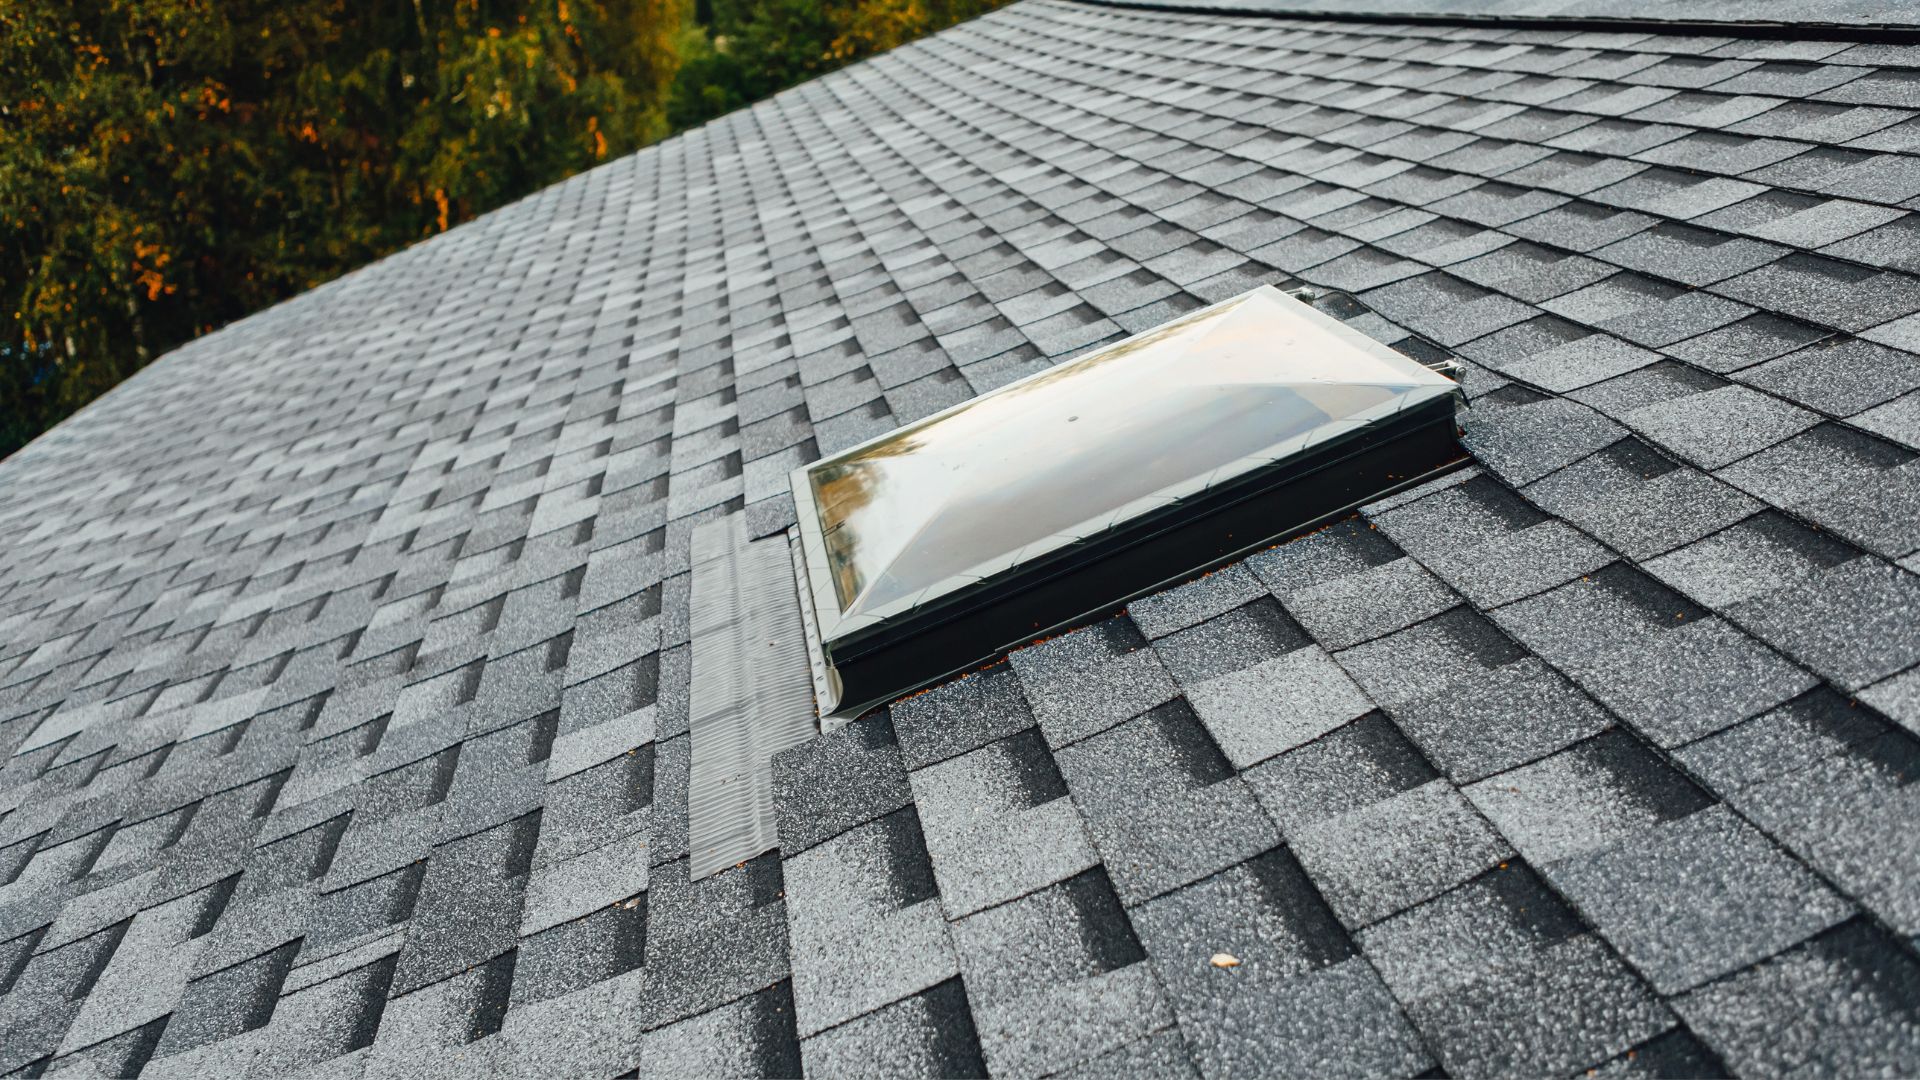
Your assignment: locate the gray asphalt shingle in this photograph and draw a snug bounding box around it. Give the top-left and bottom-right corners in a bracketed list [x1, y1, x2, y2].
[4, 1, 1920, 1074]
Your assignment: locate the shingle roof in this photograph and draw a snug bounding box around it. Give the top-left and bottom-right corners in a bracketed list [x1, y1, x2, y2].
[4, 1, 1920, 1075]
[1124, 0, 1920, 34]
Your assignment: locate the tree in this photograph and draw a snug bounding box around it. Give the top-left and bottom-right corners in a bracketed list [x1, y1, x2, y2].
[1, 0, 1005, 460]
[0, 0, 684, 459]
[668, 0, 1003, 131]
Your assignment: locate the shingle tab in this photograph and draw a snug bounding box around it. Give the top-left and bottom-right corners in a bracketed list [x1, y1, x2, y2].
[1248, 720, 1511, 928]
[1676, 921, 1920, 1078]
[1524, 438, 1762, 560]
[950, 868, 1173, 1076]
[909, 729, 1096, 917]
[1186, 648, 1375, 768]
[1713, 254, 1920, 333]
[1130, 848, 1430, 1078]
[782, 806, 956, 1036]
[1458, 387, 1629, 485]
[772, 713, 912, 857]
[1735, 335, 1920, 416]
[1674, 687, 1886, 796]
[1007, 617, 1179, 749]
[1493, 564, 1814, 745]
[799, 979, 989, 1079]
[1642, 510, 1860, 607]
[1393, 657, 1611, 781]
[1054, 701, 1278, 904]
[1593, 221, 1786, 286]
[1547, 804, 1851, 993]
[1727, 556, 1920, 691]
[1357, 863, 1673, 1077]
[889, 664, 1036, 771]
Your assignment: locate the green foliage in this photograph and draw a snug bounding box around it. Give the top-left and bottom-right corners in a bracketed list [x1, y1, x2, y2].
[1, 0, 683, 458]
[0, 0, 1000, 459]
[669, 0, 1002, 130]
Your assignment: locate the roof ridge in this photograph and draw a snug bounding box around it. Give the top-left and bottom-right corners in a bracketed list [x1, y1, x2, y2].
[1074, 0, 1920, 45]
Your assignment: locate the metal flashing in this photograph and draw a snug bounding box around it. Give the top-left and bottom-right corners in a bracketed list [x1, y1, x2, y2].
[790, 524, 845, 730]
[687, 512, 820, 879]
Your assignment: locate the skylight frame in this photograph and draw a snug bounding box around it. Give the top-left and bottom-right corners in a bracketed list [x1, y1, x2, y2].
[790, 284, 1465, 719]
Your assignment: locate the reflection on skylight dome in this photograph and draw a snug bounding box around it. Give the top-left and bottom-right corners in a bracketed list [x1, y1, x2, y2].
[808, 286, 1453, 618]
[790, 283, 1464, 720]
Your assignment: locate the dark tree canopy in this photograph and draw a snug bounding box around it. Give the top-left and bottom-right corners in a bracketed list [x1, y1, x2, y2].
[1, 0, 998, 458]
[668, 0, 1002, 129]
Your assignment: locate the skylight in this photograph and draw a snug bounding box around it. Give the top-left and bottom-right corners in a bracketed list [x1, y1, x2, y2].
[790, 284, 1463, 720]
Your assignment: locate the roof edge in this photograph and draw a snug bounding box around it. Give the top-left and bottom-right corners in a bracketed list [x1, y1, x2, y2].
[1074, 0, 1920, 43]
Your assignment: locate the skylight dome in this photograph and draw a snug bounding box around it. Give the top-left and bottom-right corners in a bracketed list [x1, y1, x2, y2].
[791, 284, 1463, 719]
